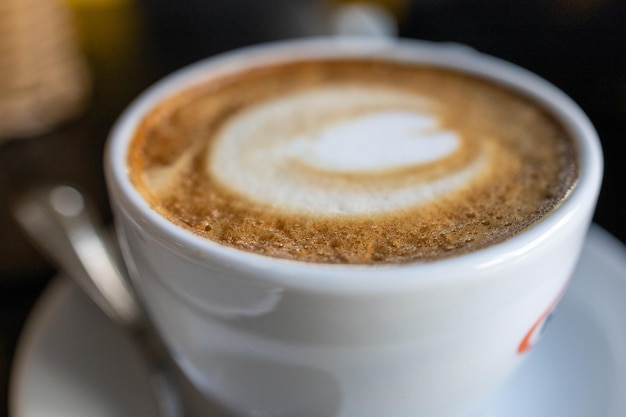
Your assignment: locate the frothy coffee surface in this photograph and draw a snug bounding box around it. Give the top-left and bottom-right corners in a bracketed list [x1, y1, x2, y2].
[128, 59, 578, 264]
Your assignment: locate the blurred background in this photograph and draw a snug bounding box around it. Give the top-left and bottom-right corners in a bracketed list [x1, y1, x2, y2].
[0, 0, 624, 415]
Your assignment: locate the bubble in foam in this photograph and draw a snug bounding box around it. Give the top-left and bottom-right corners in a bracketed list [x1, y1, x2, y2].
[209, 86, 485, 215]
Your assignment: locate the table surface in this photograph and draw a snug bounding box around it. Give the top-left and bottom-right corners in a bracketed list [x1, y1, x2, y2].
[1, 2, 624, 416]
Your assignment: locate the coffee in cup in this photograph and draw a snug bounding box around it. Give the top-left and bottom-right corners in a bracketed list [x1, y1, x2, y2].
[127, 58, 578, 265]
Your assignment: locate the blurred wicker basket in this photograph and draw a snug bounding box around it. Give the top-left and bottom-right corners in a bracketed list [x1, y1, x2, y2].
[0, 0, 90, 139]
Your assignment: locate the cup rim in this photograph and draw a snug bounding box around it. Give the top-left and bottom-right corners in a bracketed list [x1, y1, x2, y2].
[105, 37, 603, 292]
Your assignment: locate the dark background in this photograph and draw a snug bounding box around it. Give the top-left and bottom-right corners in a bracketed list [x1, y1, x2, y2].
[1, 1, 624, 415]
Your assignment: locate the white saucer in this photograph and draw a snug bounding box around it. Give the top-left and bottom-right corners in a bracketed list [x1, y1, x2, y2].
[10, 224, 626, 417]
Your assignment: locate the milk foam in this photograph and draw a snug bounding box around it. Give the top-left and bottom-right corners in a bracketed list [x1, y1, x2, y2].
[209, 86, 484, 215]
[288, 111, 459, 172]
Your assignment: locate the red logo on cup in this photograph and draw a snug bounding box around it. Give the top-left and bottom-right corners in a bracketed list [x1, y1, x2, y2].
[517, 290, 565, 354]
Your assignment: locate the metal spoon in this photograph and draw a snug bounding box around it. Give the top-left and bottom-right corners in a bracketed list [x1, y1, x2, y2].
[13, 184, 184, 417]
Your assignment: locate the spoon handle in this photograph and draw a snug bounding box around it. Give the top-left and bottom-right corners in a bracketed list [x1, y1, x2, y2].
[14, 185, 140, 327]
[13, 184, 184, 417]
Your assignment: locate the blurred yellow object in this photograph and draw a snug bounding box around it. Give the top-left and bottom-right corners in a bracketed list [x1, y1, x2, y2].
[63, 0, 128, 7]
[63, 0, 142, 90]
[0, 0, 91, 139]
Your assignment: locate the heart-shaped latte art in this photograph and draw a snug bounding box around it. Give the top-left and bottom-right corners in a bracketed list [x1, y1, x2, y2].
[209, 86, 485, 215]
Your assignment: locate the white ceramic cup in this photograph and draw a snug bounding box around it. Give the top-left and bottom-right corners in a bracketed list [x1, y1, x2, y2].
[105, 38, 603, 417]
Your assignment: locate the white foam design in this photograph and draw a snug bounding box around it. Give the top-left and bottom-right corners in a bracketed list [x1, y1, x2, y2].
[288, 111, 459, 172]
[209, 86, 486, 215]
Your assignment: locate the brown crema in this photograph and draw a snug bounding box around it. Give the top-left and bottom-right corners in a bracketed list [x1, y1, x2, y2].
[128, 59, 578, 264]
